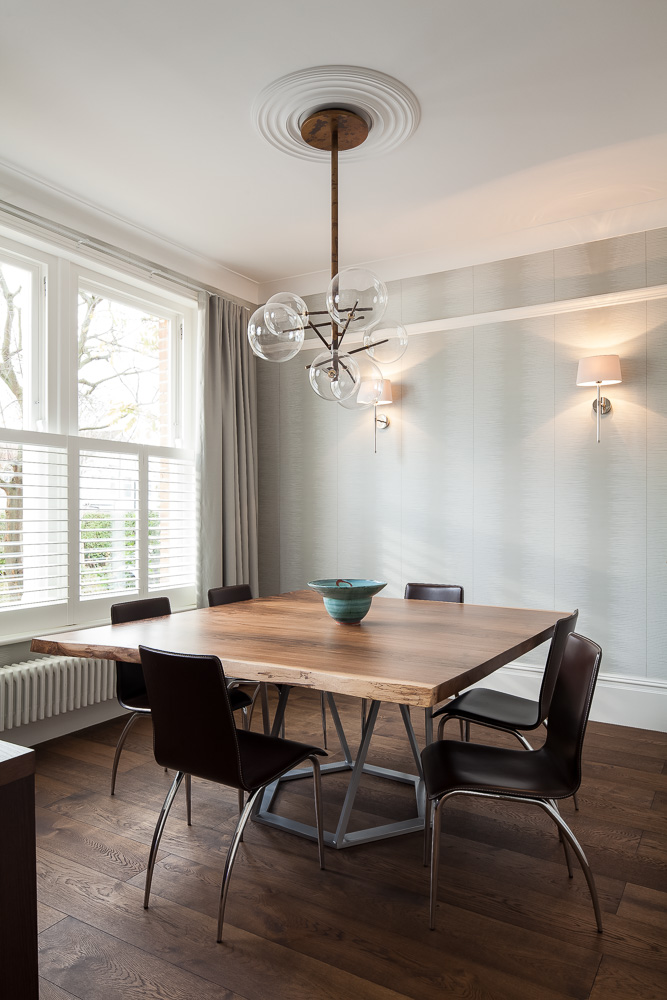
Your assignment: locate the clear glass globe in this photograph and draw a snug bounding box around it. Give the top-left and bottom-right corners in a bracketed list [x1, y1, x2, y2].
[363, 318, 408, 364]
[248, 303, 304, 363]
[338, 354, 383, 410]
[326, 267, 388, 332]
[309, 350, 360, 401]
[267, 291, 309, 323]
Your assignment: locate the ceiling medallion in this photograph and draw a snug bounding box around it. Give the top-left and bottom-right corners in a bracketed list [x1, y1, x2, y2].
[248, 99, 411, 403]
[252, 65, 420, 162]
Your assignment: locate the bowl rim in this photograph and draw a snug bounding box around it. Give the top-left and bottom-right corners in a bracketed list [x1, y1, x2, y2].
[307, 578, 387, 589]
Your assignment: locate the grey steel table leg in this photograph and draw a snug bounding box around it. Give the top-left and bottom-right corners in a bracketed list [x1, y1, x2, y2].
[325, 692, 353, 764]
[424, 708, 433, 746]
[253, 697, 426, 849]
[333, 700, 381, 846]
[399, 704, 424, 779]
[260, 683, 270, 735]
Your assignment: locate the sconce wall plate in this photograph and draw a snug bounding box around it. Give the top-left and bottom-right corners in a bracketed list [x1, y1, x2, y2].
[592, 397, 611, 416]
[376, 412, 390, 429]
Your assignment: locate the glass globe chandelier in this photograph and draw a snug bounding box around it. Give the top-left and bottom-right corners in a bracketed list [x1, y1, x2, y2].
[248, 108, 408, 403]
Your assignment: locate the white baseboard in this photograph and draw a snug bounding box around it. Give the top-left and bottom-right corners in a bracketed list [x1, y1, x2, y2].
[2, 701, 129, 747]
[471, 661, 667, 732]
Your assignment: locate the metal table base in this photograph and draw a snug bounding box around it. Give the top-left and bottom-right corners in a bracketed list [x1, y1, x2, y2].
[253, 690, 430, 849]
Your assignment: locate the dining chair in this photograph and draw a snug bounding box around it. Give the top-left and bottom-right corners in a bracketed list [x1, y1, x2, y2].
[404, 583, 464, 603]
[432, 608, 580, 803]
[208, 584, 333, 750]
[139, 645, 327, 942]
[110, 597, 252, 800]
[421, 631, 603, 933]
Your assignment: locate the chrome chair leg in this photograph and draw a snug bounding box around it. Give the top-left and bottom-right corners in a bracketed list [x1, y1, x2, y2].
[110, 711, 141, 795]
[429, 798, 443, 930]
[538, 799, 602, 933]
[217, 787, 263, 942]
[185, 773, 192, 826]
[144, 770, 185, 908]
[309, 754, 325, 871]
[509, 729, 534, 751]
[320, 691, 328, 749]
[573, 790, 580, 811]
[423, 796, 432, 867]
[549, 798, 573, 877]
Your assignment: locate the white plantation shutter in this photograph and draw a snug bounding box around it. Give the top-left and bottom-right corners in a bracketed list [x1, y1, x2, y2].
[148, 455, 196, 590]
[0, 438, 68, 609]
[79, 450, 139, 598]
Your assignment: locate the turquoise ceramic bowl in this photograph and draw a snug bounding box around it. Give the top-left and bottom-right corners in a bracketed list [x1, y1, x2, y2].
[307, 578, 387, 625]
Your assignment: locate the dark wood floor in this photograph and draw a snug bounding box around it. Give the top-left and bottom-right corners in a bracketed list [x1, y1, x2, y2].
[34, 690, 666, 1000]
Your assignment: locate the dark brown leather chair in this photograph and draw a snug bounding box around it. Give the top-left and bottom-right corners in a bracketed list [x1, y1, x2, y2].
[139, 645, 327, 942]
[208, 584, 253, 606]
[110, 597, 252, 799]
[421, 632, 603, 933]
[404, 583, 464, 603]
[433, 608, 579, 744]
[208, 584, 336, 749]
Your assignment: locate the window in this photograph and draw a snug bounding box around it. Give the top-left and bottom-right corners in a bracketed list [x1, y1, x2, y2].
[0, 235, 197, 637]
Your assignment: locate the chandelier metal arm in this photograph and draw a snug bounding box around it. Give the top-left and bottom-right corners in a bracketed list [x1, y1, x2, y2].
[308, 320, 332, 351]
[335, 298, 359, 350]
[303, 338, 389, 371]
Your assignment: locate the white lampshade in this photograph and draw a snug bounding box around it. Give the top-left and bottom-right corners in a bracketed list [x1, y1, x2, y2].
[376, 379, 393, 404]
[576, 355, 622, 386]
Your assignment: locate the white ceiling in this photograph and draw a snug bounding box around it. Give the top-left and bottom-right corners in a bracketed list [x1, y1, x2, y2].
[3, 0, 667, 297]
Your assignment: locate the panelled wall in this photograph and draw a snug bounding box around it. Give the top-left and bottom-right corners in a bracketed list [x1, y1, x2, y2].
[257, 228, 667, 686]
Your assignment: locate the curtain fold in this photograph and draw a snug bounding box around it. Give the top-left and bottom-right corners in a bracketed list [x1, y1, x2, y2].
[198, 294, 258, 604]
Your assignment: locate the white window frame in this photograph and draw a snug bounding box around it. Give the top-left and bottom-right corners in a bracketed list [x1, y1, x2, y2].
[0, 230, 198, 642]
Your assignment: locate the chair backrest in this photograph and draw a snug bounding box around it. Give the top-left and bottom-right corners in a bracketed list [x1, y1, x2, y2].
[404, 583, 463, 603]
[208, 584, 253, 607]
[536, 608, 579, 721]
[139, 646, 246, 788]
[543, 632, 602, 794]
[111, 597, 171, 704]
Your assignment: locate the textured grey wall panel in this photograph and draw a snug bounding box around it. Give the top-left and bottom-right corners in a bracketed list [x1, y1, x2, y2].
[647, 299, 667, 679]
[554, 303, 647, 677]
[401, 267, 474, 324]
[473, 318, 555, 611]
[554, 232, 646, 301]
[473, 251, 554, 313]
[647, 227, 667, 287]
[400, 329, 474, 598]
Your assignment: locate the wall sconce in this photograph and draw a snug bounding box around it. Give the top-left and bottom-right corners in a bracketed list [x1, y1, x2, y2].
[576, 355, 622, 443]
[358, 378, 393, 452]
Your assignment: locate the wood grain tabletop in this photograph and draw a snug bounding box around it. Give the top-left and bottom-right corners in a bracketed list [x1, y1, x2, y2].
[31, 590, 568, 707]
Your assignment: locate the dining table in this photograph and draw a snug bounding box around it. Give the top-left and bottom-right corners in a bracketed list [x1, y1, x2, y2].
[31, 589, 567, 850]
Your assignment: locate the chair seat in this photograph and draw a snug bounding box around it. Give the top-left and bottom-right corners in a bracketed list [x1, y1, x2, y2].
[422, 739, 573, 801]
[236, 730, 326, 791]
[434, 688, 541, 731]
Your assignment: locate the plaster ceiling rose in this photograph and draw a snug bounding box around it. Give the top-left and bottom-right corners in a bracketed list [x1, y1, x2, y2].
[252, 65, 420, 162]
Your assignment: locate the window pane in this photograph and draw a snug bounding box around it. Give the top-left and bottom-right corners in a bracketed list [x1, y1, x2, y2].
[0, 261, 33, 430]
[79, 451, 139, 598]
[148, 455, 196, 591]
[78, 291, 171, 445]
[0, 439, 68, 609]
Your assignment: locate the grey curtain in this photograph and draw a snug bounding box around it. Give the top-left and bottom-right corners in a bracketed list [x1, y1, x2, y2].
[198, 293, 258, 604]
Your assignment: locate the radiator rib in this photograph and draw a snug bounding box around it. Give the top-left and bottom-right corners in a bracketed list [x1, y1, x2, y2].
[0, 657, 116, 732]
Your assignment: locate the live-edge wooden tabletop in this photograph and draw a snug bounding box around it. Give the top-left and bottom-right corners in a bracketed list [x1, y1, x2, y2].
[31, 590, 568, 708]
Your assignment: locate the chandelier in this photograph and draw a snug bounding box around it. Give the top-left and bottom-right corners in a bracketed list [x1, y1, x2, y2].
[247, 108, 408, 404]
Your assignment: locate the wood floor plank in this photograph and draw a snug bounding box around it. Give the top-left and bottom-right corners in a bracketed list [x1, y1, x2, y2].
[44, 736, 148, 773]
[38, 901, 66, 934]
[39, 978, 81, 1000]
[35, 805, 162, 882]
[617, 883, 667, 930]
[39, 916, 241, 1000]
[588, 955, 667, 1000]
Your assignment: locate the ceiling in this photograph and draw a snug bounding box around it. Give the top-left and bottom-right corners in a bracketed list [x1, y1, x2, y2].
[3, 0, 667, 297]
